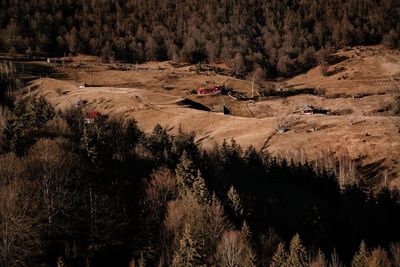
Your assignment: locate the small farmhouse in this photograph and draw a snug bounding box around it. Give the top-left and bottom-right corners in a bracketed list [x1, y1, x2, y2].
[85, 111, 99, 124]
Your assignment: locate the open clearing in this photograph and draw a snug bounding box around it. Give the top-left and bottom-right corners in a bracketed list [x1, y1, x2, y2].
[23, 45, 400, 188]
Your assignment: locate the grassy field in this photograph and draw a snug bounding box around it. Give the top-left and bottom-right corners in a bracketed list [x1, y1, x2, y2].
[23, 45, 400, 188]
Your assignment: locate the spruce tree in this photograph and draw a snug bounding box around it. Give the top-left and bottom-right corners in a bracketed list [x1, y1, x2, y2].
[172, 224, 201, 267]
[241, 222, 257, 267]
[192, 170, 209, 205]
[2, 117, 24, 155]
[351, 240, 369, 267]
[270, 242, 288, 267]
[175, 151, 197, 196]
[126, 119, 142, 148]
[227, 186, 243, 217]
[30, 96, 55, 127]
[287, 234, 309, 267]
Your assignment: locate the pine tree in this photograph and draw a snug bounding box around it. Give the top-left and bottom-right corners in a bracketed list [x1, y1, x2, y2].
[172, 224, 201, 267]
[175, 151, 197, 195]
[287, 234, 309, 267]
[287, 234, 308, 267]
[30, 96, 55, 127]
[126, 119, 142, 148]
[146, 124, 172, 163]
[351, 240, 369, 267]
[2, 117, 24, 155]
[227, 186, 243, 217]
[241, 222, 257, 267]
[270, 242, 288, 267]
[192, 170, 209, 205]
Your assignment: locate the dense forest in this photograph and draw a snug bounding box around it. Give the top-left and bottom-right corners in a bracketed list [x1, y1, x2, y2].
[0, 96, 400, 266]
[1, 0, 400, 76]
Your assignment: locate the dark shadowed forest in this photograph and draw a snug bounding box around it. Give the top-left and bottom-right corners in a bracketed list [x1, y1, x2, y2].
[1, 0, 400, 266]
[1, 0, 400, 76]
[0, 96, 400, 266]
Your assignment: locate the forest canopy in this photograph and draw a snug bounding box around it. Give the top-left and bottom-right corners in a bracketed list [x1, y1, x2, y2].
[0, 0, 400, 75]
[0, 96, 400, 266]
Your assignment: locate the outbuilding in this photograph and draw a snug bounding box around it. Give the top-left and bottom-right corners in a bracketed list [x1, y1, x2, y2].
[85, 111, 99, 124]
[303, 105, 314, 115]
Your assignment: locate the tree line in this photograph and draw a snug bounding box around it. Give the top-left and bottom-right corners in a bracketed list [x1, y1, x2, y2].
[0, 0, 399, 76]
[0, 96, 400, 266]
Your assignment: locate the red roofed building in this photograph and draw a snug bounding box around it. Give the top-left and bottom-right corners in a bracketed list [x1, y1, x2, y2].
[85, 111, 99, 124]
[197, 85, 222, 95]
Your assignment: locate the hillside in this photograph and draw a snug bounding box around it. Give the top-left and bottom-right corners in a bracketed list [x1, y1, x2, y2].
[21, 45, 400, 188]
[1, 0, 400, 76]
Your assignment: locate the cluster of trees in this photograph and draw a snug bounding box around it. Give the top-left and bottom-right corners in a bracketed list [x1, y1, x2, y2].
[1, 0, 399, 76]
[1, 96, 400, 266]
[0, 61, 20, 112]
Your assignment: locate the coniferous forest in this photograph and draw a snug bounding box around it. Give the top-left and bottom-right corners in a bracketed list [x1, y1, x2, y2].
[1, 0, 400, 76]
[1, 0, 400, 266]
[0, 96, 400, 266]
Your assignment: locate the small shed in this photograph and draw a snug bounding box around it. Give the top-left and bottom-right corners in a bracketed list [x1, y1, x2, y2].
[277, 127, 289, 133]
[78, 83, 87, 89]
[85, 111, 99, 124]
[303, 105, 314, 115]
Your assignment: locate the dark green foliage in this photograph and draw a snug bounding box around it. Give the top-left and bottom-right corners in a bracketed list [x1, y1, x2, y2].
[126, 119, 143, 148]
[1, 99, 400, 266]
[1, 0, 399, 76]
[145, 124, 173, 164]
[199, 139, 400, 264]
[30, 96, 55, 127]
[1, 116, 25, 155]
[175, 152, 198, 195]
[0, 96, 53, 155]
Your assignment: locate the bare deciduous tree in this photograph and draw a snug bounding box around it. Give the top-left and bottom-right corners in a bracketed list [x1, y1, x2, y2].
[216, 230, 244, 267]
[145, 167, 177, 220]
[0, 180, 40, 267]
[0, 153, 24, 185]
[25, 138, 78, 237]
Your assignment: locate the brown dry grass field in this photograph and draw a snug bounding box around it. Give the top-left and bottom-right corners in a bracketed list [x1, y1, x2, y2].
[26, 45, 400, 188]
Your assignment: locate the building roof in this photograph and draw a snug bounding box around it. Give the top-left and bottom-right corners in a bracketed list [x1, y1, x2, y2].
[86, 111, 99, 119]
[197, 85, 222, 95]
[303, 105, 314, 112]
